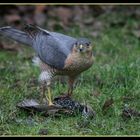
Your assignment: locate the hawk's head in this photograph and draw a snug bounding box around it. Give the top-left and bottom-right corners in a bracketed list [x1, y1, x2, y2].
[72, 38, 93, 54]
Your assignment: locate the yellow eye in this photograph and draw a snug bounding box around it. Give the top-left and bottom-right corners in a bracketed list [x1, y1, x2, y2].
[86, 43, 90, 46]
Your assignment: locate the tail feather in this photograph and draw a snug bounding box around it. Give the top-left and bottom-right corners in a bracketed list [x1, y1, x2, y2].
[0, 26, 32, 45]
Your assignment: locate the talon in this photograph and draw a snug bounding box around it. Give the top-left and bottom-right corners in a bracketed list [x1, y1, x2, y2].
[48, 102, 54, 106]
[40, 83, 54, 106]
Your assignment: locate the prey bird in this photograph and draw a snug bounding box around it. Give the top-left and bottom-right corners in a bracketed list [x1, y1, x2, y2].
[0, 24, 94, 106]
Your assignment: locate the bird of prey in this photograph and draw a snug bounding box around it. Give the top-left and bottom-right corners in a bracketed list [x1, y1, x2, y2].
[0, 24, 94, 106]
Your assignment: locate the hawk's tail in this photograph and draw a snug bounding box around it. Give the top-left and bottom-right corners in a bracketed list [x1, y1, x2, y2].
[0, 26, 32, 45]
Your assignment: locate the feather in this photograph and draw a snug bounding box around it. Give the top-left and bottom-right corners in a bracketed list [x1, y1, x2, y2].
[0, 26, 32, 45]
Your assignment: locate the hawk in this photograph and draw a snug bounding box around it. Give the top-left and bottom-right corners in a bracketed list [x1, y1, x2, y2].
[0, 24, 94, 106]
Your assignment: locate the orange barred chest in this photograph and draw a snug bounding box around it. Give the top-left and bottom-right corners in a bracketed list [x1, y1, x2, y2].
[63, 52, 94, 73]
[40, 52, 94, 76]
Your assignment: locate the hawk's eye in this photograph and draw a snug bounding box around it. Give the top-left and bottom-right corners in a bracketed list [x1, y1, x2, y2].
[86, 43, 90, 46]
[86, 43, 90, 47]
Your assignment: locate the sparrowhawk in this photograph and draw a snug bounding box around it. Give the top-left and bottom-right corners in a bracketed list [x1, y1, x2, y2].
[0, 24, 94, 106]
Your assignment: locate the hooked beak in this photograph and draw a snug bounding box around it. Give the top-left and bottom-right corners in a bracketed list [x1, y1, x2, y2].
[79, 44, 83, 52]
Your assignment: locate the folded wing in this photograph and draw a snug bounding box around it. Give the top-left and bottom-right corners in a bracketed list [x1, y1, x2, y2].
[24, 25, 77, 69]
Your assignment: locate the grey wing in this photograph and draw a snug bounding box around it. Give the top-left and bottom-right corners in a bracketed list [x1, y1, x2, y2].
[33, 32, 75, 69]
[51, 32, 77, 48]
[23, 25, 77, 69]
[27, 24, 76, 45]
[0, 26, 32, 45]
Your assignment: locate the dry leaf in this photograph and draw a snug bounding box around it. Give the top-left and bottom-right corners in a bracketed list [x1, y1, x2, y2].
[90, 90, 101, 97]
[102, 98, 114, 113]
[38, 128, 48, 135]
[122, 107, 140, 119]
[0, 42, 4, 49]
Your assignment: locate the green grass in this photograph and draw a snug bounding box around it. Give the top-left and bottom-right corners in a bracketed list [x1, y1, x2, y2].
[0, 18, 140, 136]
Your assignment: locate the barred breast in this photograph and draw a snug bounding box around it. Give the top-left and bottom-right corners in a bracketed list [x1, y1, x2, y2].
[38, 51, 94, 77]
[61, 52, 94, 76]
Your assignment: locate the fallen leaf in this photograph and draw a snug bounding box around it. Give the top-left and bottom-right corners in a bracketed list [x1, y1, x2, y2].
[122, 107, 140, 119]
[38, 128, 48, 135]
[0, 42, 4, 49]
[90, 90, 101, 97]
[102, 98, 114, 113]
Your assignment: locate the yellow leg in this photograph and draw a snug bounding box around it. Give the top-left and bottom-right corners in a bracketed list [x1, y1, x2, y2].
[67, 77, 75, 96]
[40, 84, 53, 106]
[47, 86, 54, 106]
[40, 84, 48, 103]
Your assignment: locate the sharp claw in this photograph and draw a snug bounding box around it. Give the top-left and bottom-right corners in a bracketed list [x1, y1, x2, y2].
[48, 102, 54, 106]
